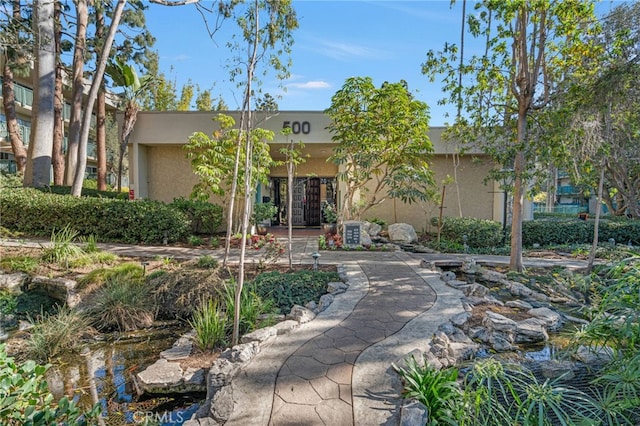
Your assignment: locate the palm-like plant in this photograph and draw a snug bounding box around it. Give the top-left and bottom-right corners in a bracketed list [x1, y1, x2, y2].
[105, 58, 152, 192]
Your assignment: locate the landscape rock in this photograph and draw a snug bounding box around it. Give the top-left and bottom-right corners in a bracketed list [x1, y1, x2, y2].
[26, 276, 81, 308]
[317, 294, 334, 312]
[515, 318, 549, 343]
[400, 400, 429, 426]
[0, 272, 29, 290]
[440, 271, 457, 283]
[463, 283, 490, 298]
[327, 281, 348, 294]
[286, 305, 316, 323]
[240, 327, 277, 345]
[220, 341, 260, 363]
[388, 223, 417, 244]
[505, 300, 534, 310]
[527, 307, 562, 331]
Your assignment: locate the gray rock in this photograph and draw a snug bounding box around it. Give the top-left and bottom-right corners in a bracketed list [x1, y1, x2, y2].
[483, 311, 517, 333]
[327, 281, 348, 294]
[440, 271, 457, 282]
[27, 276, 80, 307]
[400, 400, 429, 426]
[463, 283, 490, 298]
[287, 305, 316, 324]
[210, 385, 233, 423]
[208, 358, 240, 388]
[0, 272, 29, 290]
[528, 307, 562, 331]
[240, 327, 276, 345]
[450, 312, 471, 327]
[489, 333, 516, 352]
[573, 345, 614, 364]
[367, 222, 382, 237]
[515, 318, 548, 343]
[135, 359, 205, 394]
[360, 229, 372, 247]
[273, 320, 299, 335]
[388, 223, 418, 243]
[220, 341, 260, 363]
[305, 300, 317, 310]
[317, 294, 334, 312]
[539, 360, 575, 381]
[505, 300, 534, 310]
[160, 342, 193, 361]
[508, 282, 549, 302]
[182, 418, 220, 426]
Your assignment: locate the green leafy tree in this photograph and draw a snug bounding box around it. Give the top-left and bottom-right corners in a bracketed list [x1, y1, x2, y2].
[326, 77, 436, 222]
[195, 87, 213, 111]
[177, 79, 194, 111]
[422, 0, 599, 271]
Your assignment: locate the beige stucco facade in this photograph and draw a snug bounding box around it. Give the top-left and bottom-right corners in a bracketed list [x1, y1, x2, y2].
[123, 111, 509, 232]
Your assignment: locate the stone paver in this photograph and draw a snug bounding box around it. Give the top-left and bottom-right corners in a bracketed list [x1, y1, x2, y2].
[268, 254, 436, 426]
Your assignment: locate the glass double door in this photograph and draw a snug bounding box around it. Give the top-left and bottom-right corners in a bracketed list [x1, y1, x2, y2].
[271, 177, 335, 227]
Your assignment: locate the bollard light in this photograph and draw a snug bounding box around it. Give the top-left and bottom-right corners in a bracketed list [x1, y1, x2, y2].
[141, 260, 149, 275]
[311, 251, 321, 271]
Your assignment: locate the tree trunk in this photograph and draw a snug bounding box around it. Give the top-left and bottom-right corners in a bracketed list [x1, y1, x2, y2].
[25, 0, 55, 188]
[52, 1, 65, 185]
[96, 8, 107, 191]
[587, 167, 605, 273]
[287, 139, 294, 269]
[64, 0, 88, 186]
[509, 114, 526, 272]
[97, 90, 107, 190]
[72, 0, 127, 196]
[1, 56, 27, 173]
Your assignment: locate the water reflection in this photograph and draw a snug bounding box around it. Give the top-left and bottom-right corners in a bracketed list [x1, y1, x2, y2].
[45, 326, 203, 425]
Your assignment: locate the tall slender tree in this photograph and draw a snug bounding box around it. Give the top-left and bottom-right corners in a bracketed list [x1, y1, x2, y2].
[423, 0, 599, 271]
[1, 0, 30, 174]
[24, 0, 55, 188]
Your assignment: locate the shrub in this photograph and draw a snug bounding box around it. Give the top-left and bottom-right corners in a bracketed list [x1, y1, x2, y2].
[438, 216, 503, 248]
[0, 187, 190, 244]
[89, 274, 155, 331]
[0, 289, 18, 315]
[170, 197, 224, 235]
[523, 218, 640, 247]
[188, 235, 204, 246]
[25, 307, 92, 362]
[38, 184, 127, 199]
[251, 270, 340, 314]
[0, 255, 39, 274]
[40, 226, 85, 267]
[222, 280, 275, 336]
[189, 297, 227, 350]
[394, 356, 462, 424]
[0, 344, 101, 425]
[197, 255, 219, 269]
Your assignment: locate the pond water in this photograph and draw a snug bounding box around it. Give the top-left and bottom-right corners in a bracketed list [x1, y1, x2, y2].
[44, 324, 204, 425]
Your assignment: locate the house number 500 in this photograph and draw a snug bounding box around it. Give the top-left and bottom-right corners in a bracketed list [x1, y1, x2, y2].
[283, 121, 311, 134]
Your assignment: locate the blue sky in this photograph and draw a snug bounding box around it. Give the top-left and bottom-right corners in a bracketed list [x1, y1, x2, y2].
[144, 0, 620, 126]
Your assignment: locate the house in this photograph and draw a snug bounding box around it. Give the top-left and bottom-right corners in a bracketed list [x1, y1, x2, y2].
[123, 110, 526, 232]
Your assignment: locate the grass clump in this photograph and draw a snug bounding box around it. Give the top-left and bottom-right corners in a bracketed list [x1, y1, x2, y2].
[197, 255, 219, 269]
[25, 306, 92, 362]
[40, 226, 85, 267]
[189, 297, 227, 350]
[222, 279, 275, 336]
[89, 274, 155, 332]
[0, 255, 39, 274]
[251, 270, 341, 314]
[0, 289, 18, 315]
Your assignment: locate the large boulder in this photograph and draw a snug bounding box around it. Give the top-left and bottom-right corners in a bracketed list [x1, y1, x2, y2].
[388, 223, 417, 244]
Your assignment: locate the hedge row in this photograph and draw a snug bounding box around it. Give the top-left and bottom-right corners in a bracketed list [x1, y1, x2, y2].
[523, 219, 640, 246]
[0, 187, 224, 244]
[437, 216, 503, 248]
[434, 216, 640, 248]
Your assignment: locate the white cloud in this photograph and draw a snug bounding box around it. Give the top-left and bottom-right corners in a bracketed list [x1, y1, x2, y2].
[288, 80, 331, 89]
[316, 40, 383, 60]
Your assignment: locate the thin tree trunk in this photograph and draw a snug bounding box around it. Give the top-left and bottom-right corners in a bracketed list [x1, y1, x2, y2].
[64, 0, 88, 186]
[25, 0, 55, 188]
[587, 167, 605, 273]
[509, 148, 525, 272]
[72, 0, 127, 196]
[96, 8, 107, 191]
[233, 0, 259, 347]
[97, 90, 107, 189]
[52, 1, 65, 185]
[2, 56, 26, 173]
[287, 139, 294, 269]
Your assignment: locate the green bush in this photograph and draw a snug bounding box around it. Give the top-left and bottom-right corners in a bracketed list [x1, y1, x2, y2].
[0, 344, 101, 425]
[0, 187, 190, 244]
[25, 307, 92, 362]
[189, 297, 227, 350]
[251, 270, 341, 314]
[89, 274, 155, 332]
[38, 184, 127, 199]
[523, 219, 640, 247]
[170, 197, 224, 235]
[438, 216, 503, 248]
[222, 280, 275, 336]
